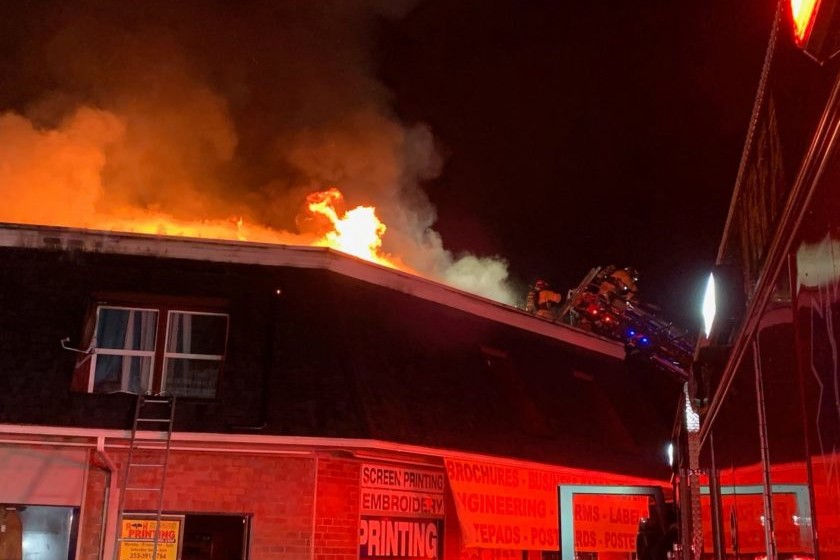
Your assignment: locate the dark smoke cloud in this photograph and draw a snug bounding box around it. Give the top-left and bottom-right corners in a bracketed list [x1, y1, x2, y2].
[0, 0, 515, 303]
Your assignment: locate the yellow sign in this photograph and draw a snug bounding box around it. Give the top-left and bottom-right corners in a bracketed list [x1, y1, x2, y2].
[118, 518, 181, 560]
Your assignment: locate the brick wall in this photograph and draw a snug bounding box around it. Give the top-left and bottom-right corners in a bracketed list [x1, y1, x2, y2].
[314, 456, 360, 560]
[104, 449, 317, 560]
[79, 453, 108, 560]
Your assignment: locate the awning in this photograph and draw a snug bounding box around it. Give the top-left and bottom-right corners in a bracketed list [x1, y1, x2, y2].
[0, 446, 88, 506]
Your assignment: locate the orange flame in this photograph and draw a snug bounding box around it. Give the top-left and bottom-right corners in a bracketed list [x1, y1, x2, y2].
[0, 110, 414, 275]
[2, 186, 406, 270]
[306, 187, 399, 268]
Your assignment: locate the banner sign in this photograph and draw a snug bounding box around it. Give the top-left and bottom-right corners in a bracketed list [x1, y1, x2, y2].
[359, 465, 446, 559]
[361, 464, 445, 519]
[571, 495, 648, 552]
[700, 493, 806, 553]
[445, 458, 649, 551]
[118, 517, 183, 560]
[457, 549, 525, 560]
[360, 515, 443, 559]
[362, 488, 445, 517]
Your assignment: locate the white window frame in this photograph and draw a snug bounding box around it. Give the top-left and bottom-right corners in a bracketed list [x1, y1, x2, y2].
[85, 303, 229, 398]
[87, 305, 159, 394]
[160, 309, 229, 395]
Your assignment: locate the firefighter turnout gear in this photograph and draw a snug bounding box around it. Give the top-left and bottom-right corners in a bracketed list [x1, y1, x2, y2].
[526, 279, 563, 320]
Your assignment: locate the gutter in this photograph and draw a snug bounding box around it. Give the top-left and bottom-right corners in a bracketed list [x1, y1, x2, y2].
[0, 423, 666, 485]
[93, 436, 119, 560]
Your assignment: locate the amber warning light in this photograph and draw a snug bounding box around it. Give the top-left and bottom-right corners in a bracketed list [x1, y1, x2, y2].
[789, 0, 840, 62]
[791, 0, 822, 45]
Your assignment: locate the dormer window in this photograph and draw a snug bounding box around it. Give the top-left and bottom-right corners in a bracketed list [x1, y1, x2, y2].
[72, 296, 229, 399]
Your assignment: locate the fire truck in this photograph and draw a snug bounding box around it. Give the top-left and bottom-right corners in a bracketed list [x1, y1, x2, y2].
[558, 266, 696, 381]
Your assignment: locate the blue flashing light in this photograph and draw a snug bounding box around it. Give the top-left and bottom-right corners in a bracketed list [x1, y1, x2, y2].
[639, 336, 650, 346]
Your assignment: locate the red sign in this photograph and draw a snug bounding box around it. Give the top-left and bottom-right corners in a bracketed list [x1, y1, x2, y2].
[445, 458, 656, 552]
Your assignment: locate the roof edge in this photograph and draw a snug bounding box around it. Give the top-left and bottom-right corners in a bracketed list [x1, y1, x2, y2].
[0, 222, 624, 359]
[0, 422, 666, 485]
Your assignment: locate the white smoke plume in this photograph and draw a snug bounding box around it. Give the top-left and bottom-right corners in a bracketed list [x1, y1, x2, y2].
[0, 0, 515, 304]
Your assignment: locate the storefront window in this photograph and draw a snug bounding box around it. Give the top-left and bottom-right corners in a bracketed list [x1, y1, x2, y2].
[0, 505, 79, 560]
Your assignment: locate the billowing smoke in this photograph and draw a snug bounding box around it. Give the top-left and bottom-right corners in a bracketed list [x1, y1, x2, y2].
[0, 0, 515, 304]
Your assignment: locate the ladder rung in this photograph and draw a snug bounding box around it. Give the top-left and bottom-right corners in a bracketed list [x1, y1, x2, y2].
[129, 463, 166, 468]
[125, 487, 164, 492]
[137, 418, 172, 423]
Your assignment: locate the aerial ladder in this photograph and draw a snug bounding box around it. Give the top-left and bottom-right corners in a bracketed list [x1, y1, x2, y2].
[558, 266, 695, 380]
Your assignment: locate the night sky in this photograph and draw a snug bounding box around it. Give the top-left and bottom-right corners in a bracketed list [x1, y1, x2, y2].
[0, 1, 779, 329]
[379, 0, 777, 327]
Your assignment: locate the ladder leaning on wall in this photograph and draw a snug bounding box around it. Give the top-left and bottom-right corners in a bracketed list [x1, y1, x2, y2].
[114, 394, 176, 560]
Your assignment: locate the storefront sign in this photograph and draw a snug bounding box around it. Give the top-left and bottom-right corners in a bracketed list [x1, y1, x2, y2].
[362, 488, 445, 516]
[361, 464, 445, 518]
[0, 448, 87, 506]
[457, 548, 525, 560]
[700, 492, 807, 553]
[445, 458, 650, 552]
[360, 465, 446, 559]
[118, 517, 182, 560]
[360, 515, 442, 559]
[570, 495, 648, 552]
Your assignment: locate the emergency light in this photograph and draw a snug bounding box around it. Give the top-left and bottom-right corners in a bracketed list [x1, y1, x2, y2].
[700, 266, 744, 348]
[790, 0, 840, 62]
[792, 0, 821, 45]
[691, 266, 745, 411]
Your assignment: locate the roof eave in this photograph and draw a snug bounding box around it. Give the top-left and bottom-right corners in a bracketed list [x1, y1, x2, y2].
[0, 222, 624, 359]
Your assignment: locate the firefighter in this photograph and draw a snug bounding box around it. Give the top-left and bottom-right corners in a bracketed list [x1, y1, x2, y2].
[526, 279, 563, 320]
[598, 266, 639, 303]
[525, 279, 546, 313]
[636, 502, 679, 560]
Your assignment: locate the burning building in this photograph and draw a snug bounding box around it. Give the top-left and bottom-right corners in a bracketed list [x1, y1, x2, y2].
[0, 221, 682, 560]
[0, 2, 695, 558]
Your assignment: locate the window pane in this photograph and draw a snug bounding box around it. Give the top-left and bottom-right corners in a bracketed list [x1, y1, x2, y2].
[92, 355, 152, 393]
[96, 308, 157, 351]
[167, 313, 227, 355]
[19, 506, 78, 560]
[164, 358, 221, 399]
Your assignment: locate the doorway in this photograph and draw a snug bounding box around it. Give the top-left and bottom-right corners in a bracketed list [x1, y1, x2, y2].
[180, 514, 249, 560]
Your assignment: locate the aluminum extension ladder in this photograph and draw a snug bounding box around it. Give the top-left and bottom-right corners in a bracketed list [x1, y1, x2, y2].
[114, 394, 176, 560]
